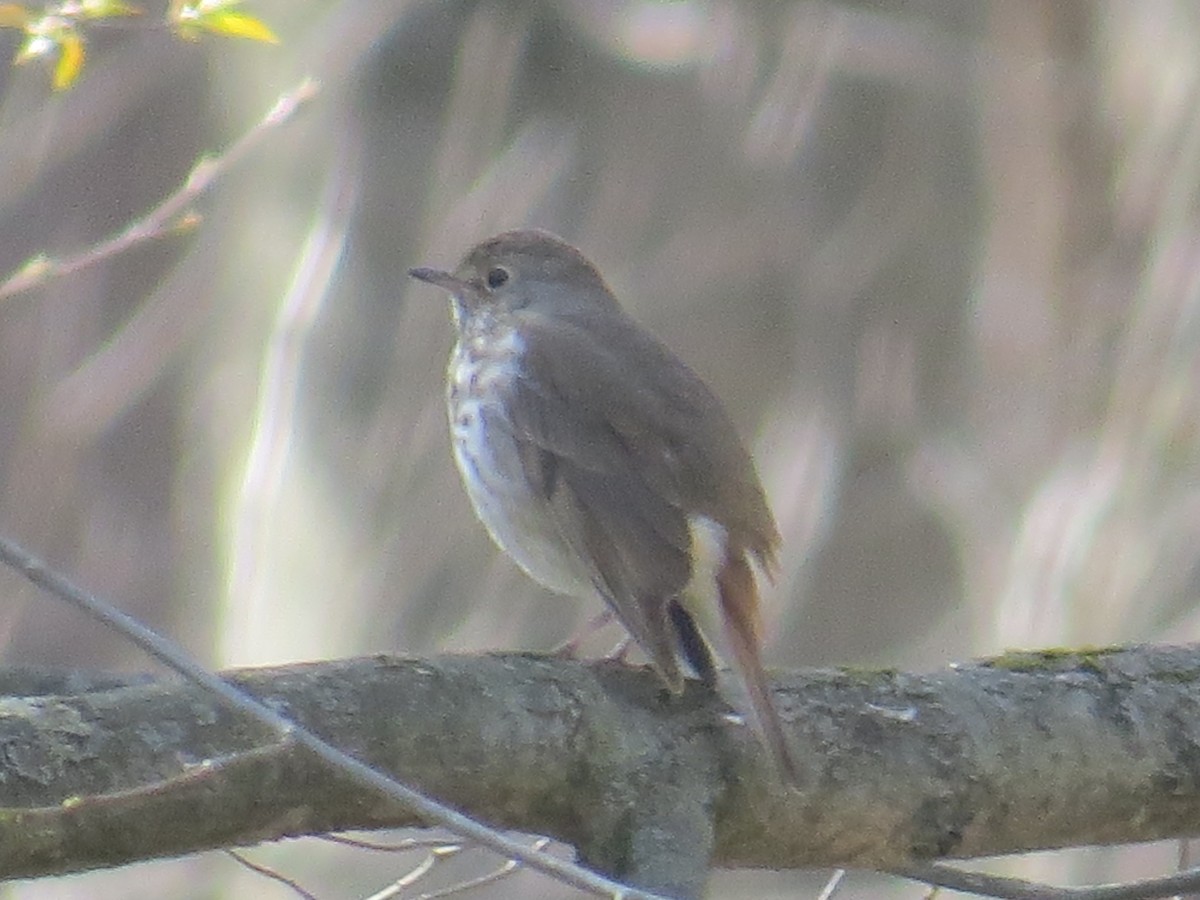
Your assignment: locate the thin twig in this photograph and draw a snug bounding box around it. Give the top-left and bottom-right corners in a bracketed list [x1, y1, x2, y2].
[413, 837, 553, 900]
[363, 846, 445, 900]
[319, 833, 460, 853]
[815, 868, 846, 900]
[0, 534, 664, 899]
[225, 849, 320, 900]
[0, 77, 321, 301]
[894, 861, 1200, 900]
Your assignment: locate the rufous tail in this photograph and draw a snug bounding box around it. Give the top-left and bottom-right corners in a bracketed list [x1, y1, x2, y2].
[716, 552, 802, 787]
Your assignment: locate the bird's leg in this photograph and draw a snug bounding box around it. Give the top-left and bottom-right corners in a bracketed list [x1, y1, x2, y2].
[606, 634, 634, 662]
[551, 609, 616, 658]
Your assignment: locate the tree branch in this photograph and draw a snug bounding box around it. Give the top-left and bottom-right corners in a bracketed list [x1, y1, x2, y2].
[3, 644, 1200, 888]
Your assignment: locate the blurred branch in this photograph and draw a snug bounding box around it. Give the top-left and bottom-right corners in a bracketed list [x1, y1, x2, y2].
[4, 645, 1200, 892]
[0, 76, 319, 301]
[223, 131, 360, 664]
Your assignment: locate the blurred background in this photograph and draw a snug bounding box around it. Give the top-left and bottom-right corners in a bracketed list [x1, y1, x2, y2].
[2, 0, 1200, 897]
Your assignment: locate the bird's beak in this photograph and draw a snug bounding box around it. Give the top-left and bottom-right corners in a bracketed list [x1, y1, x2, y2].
[408, 267, 470, 295]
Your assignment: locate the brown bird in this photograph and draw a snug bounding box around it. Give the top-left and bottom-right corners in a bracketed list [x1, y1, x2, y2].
[410, 230, 798, 783]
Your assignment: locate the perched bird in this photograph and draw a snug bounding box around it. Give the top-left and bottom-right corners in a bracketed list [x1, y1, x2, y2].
[410, 230, 797, 783]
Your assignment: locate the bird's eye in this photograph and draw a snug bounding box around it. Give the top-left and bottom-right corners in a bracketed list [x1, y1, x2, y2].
[485, 267, 510, 289]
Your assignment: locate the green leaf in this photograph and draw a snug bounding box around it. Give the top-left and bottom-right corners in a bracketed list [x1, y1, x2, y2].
[79, 0, 141, 18]
[173, 3, 278, 44]
[52, 30, 85, 89]
[196, 9, 277, 43]
[12, 16, 90, 90]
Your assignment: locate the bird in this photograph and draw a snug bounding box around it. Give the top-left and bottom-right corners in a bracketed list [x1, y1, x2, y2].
[409, 229, 798, 783]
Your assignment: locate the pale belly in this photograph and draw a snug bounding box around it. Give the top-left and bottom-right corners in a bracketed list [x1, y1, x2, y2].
[447, 332, 598, 600]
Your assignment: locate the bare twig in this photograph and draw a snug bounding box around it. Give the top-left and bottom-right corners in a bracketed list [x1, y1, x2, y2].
[225, 849, 320, 900]
[894, 861, 1200, 900]
[0, 533, 667, 899]
[319, 834, 460, 853]
[0, 77, 321, 301]
[364, 844, 456, 900]
[815, 868, 847, 900]
[412, 837, 553, 900]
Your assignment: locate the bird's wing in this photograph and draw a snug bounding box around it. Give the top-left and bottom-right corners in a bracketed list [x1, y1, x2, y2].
[504, 312, 719, 689]
[503, 304, 796, 780]
[516, 305, 779, 564]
